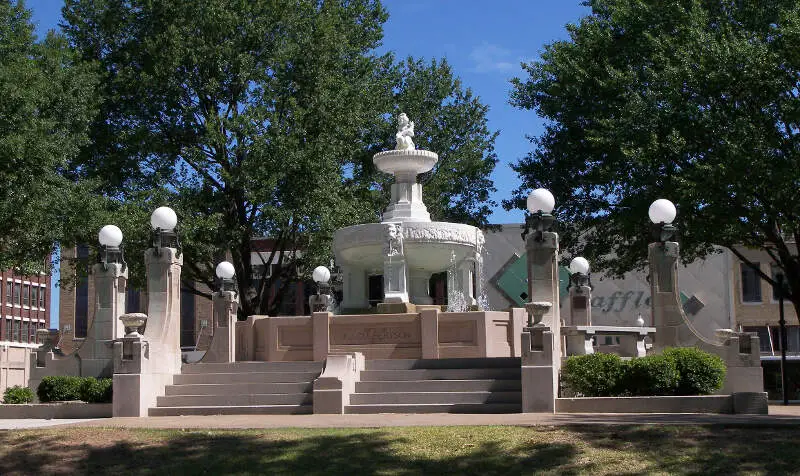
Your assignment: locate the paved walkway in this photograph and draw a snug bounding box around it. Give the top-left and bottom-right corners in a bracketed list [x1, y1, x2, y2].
[3, 406, 800, 430]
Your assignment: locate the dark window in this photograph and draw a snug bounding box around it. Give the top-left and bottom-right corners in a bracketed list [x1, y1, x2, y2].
[4, 281, 9, 305]
[3, 318, 9, 341]
[75, 245, 90, 337]
[12, 319, 20, 342]
[741, 262, 762, 303]
[39, 286, 45, 309]
[22, 284, 29, 307]
[743, 326, 772, 353]
[13, 283, 20, 306]
[31, 286, 38, 309]
[180, 286, 196, 348]
[126, 288, 141, 313]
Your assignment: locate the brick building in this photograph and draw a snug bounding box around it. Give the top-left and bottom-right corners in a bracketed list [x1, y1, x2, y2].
[0, 267, 50, 345]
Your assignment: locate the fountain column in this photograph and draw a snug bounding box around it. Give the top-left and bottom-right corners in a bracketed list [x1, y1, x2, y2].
[340, 266, 369, 310]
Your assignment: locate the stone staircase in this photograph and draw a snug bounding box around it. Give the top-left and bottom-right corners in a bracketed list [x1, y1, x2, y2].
[345, 357, 521, 414]
[149, 361, 324, 416]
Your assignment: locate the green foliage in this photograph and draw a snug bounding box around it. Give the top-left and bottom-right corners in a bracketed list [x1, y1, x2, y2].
[0, 0, 100, 271]
[507, 0, 800, 311]
[2, 385, 34, 404]
[663, 347, 726, 395]
[620, 355, 679, 396]
[562, 353, 623, 397]
[61, 0, 498, 316]
[37, 376, 83, 402]
[37, 376, 112, 403]
[79, 378, 113, 403]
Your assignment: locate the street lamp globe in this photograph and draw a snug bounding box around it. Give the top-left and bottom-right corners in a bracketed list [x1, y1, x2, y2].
[98, 225, 123, 248]
[526, 188, 555, 214]
[569, 256, 590, 275]
[312, 266, 331, 284]
[215, 261, 235, 280]
[150, 206, 178, 231]
[648, 199, 676, 224]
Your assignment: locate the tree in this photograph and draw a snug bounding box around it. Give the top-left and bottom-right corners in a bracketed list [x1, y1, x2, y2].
[62, 0, 498, 317]
[0, 0, 98, 272]
[507, 0, 800, 315]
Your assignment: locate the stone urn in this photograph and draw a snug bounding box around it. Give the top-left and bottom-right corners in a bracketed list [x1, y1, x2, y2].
[524, 301, 552, 328]
[120, 313, 148, 338]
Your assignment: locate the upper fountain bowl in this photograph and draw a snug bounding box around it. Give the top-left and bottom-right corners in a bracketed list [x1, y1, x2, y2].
[373, 149, 438, 177]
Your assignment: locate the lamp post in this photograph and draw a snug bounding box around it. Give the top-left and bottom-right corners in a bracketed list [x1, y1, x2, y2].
[648, 198, 677, 242]
[521, 188, 556, 242]
[777, 272, 789, 405]
[567, 256, 592, 327]
[150, 206, 181, 255]
[98, 224, 126, 271]
[215, 261, 237, 294]
[568, 256, 591, 288]
[310, 266, 332, 312]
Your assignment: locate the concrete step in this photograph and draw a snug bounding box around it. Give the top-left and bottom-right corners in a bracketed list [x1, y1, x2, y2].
[365, 358, 520, 370]
[165, 382, 312, 396]
[344, 403, 522, 414]
[350, 391, 521, 405]
[173, 371, 320, 385]
[157, 393, 311, 407]
[355, 379, 521, 393]
[360, 368, 520, 382]
[181, 361, 323, 374]
[149, 405, 313, 416]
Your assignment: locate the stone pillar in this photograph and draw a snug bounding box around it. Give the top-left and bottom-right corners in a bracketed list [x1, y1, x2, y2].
[525, 231, 561, 358]
[459, 258, 477, 308]
[313, 311, 331, 362]
[202, 290, 239, 363]
[409, 271, 433, 305]
[420, 308, 439, 358]
[78, 262, 128, 377]
[383, 223, 409, 303]
[143, 246, 183, 375]
[568, 283, 591, 326]
[649, 241, 695, 350]
[340, 266, 369, 310]
[521, 302, 557, 413]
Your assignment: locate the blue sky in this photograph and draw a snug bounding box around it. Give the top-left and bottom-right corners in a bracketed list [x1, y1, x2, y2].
[27, 0, 591, 324]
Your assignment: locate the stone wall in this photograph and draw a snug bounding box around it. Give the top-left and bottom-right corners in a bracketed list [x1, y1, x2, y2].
[0, 342, 34, 397]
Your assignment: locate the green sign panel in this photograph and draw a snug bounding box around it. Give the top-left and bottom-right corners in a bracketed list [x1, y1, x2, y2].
[491, 252, 570, 307]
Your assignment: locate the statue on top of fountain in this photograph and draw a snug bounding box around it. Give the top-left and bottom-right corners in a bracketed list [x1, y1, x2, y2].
[395, 113, 415, 151]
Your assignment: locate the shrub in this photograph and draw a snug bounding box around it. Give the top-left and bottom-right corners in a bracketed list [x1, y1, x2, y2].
[620, 354, 680, 396]
[562, 353, 624, 396]
[79, 378, 113, 403]
[663, 347, 726, 395]
[3, 385, 34, 404]
[37, 376, 84, 402]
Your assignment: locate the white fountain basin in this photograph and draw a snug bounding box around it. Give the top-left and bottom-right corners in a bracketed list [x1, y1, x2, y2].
[373, 149, 438, 176]
[334, 221, 483, 273]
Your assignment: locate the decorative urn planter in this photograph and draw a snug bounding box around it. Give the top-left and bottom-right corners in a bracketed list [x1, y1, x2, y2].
[524, 301, 553, 328]
[119, 313, 148, 338]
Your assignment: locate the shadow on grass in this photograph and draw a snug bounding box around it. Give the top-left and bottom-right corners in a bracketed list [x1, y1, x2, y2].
[0, 429, 577, 476]
[568, 424, 800, 475]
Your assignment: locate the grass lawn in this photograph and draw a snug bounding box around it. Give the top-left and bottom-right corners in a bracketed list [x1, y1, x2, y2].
[0, 424, 797, 475]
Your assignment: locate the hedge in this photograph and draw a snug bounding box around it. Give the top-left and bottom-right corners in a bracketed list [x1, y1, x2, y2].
[562, 347, 726, 397]
[3, 385, 34, 404]
[37, 376, 113, 403]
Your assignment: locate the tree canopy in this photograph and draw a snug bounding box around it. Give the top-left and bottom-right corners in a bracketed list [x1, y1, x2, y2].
[0, 0, 98, 272]
[507, 0, 800, 311]
[58, 0, 498, 316]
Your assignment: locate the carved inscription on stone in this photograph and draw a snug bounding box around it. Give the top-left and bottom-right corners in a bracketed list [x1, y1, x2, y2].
[331, 324, 419, 345]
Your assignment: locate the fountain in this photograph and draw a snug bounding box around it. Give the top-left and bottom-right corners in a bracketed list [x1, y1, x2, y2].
[334, 114, 486, 311]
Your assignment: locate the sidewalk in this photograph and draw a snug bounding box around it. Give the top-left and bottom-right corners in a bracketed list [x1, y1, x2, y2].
[3, 406, 800, 430]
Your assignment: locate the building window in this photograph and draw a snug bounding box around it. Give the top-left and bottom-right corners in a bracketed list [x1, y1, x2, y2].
[741, 262, 762, 303]
[12, 319, 20, 342]
[22, 284, 29, 307]
[21, 321, 29, 343]
[4, 281, 10, 305]
[3, 318, 10, 341]
[39, 286, 46, 309]
[75, 245, 90, 338]
[31, 286, 38, 309]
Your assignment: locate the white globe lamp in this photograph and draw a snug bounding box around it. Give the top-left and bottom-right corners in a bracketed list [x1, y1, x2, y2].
[98, 225, 123, 248]
[648, 199, 676, 224]
[150, 206, 178, 231]
[526, 188, 555, 214]
[312, 266, 331, 284]
[215, 261, 235, 280]
[569, 257, 590, 275]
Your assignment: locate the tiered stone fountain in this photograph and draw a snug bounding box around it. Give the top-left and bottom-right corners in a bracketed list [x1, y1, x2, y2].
[334, 114, 486, 311]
